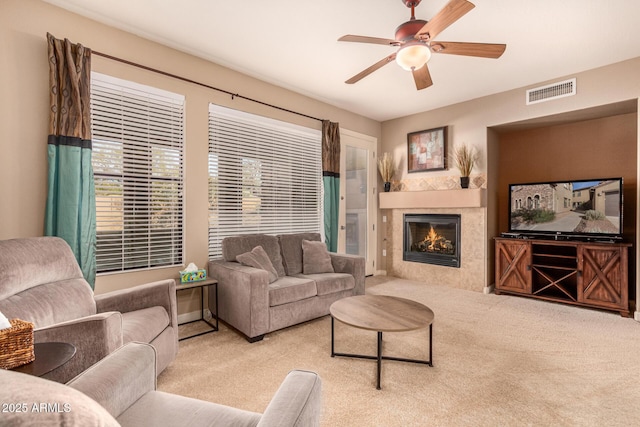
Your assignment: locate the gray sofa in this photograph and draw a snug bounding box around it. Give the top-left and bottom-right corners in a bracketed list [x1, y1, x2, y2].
[208, 232, 365, 342]
[0, 237, 178, 383]
[0, 342, 322, 426]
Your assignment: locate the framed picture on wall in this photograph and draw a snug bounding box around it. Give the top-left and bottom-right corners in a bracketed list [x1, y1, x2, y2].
[407, 126, 447, 173]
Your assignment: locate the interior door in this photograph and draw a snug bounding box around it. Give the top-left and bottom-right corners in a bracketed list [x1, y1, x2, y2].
[338, 129, 377, 276]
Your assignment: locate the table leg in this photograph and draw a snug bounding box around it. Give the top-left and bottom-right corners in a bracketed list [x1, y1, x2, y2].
[200, 285, 204, 321]
[331, 320, 433, 390]
[428, 323, 433, 366]
[212, 283, 219, 330]
[377, 331, 382, 390]
[331, 317, 335, 357]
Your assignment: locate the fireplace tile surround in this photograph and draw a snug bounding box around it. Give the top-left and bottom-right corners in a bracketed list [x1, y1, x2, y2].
[388, 207, 486, 291]
[380, 178, 488, 292]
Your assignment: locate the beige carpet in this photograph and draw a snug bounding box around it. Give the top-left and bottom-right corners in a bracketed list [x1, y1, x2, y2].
[158, 276, 640, 426]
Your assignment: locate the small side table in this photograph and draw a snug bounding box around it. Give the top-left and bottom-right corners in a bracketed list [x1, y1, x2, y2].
[177, 278, 218, 341]
[12, 342, 76, 377]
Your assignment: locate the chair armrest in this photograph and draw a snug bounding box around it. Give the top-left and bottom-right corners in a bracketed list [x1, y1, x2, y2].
[35, 312, 123, 384]
[67, 342, 156, 419]
[257, 370, 322, 427]
[208, 260, 269, 339]
[330, 253, 365, 295]
[95, 279, 177, 329]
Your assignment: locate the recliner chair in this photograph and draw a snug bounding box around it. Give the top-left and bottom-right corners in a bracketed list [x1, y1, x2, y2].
[1, 342, 322, 426]
[0, 237, 178, 383]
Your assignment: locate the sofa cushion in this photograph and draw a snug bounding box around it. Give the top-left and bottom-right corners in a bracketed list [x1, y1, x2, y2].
[222, 234, 286, 277]
[236, 246, 279, 283]
[122, 306, 170, 344]
[0, 369, 119, 426]
[268, 276, 317, 307]
[0, 279, 96, 328]
[302, 239, 335, 274]
[278, 233, 322, 276]
[295, 273, 355, 296]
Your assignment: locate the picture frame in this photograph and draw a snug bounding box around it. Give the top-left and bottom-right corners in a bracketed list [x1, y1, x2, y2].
[407, 126, 447, 173]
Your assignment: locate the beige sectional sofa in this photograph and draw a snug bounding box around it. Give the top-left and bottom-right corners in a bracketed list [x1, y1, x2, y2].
[208, 232, 365, 342]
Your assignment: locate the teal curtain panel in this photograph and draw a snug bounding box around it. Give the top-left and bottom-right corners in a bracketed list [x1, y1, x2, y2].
[44, 33, 96, 287]
[322, 120, 340, 252]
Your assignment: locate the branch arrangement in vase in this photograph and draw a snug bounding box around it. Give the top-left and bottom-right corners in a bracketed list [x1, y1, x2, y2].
[453, 144, 478, 177]
[377, 152, 395, 182]
[377, 152, 395, 192]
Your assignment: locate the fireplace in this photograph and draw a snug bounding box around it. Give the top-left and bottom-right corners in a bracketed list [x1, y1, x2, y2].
[403, 214, 461, 267]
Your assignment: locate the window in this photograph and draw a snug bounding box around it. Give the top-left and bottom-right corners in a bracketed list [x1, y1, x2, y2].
[91, 73, 185, 273]
[208, 104, 322, 259]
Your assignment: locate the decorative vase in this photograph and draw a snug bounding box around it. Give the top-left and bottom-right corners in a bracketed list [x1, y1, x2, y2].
[460, 176, 470, 189]
[384, 182, 391, 192]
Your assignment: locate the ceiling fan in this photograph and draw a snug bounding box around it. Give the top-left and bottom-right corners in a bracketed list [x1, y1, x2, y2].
[339, 0, 506, 90]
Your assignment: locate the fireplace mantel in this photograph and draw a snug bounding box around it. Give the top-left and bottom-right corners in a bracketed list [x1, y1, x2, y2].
[379, 188, 486, 209]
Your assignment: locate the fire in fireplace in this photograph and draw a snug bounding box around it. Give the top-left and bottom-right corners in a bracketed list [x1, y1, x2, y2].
[404, 214, 461, 267]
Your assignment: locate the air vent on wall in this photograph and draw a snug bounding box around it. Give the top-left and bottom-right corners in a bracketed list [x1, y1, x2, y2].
[526, 78, 576, 105]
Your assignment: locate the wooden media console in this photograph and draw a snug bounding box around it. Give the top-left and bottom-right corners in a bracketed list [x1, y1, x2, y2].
[495, 237, 631, 316]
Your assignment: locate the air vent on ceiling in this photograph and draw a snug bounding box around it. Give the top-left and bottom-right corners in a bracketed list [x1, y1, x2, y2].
[526, 78, 576, 105]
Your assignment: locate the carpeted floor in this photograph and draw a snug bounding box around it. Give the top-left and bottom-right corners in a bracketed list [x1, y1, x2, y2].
[158, 276, 640, 426]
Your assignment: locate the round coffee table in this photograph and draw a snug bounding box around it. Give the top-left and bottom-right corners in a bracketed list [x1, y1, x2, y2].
[330, 294, 434, 390]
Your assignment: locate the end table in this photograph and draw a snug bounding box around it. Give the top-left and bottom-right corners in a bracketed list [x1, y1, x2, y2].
[176, 278, 219, 341]
[12, 342, 76, 378]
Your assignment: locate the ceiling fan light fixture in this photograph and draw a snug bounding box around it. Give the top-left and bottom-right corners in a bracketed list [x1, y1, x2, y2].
[395, 41, 431, 71]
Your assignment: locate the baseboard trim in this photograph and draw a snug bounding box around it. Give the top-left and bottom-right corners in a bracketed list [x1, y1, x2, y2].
[634, 311, 640, 322]
[483, 284, 495, 294]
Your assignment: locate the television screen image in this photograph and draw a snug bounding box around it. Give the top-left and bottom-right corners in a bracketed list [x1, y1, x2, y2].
[508, 178, 623, 240]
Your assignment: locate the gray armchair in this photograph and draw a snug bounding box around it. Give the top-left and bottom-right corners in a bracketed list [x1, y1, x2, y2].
[0, 342, 322, 426]
[0, 237, 178, 383]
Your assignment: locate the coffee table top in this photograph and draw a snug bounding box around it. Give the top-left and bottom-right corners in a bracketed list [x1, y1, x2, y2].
[330, 295, 434, 332]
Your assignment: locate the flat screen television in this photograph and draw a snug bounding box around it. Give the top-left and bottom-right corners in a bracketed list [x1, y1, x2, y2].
[507, 177, 623, 241]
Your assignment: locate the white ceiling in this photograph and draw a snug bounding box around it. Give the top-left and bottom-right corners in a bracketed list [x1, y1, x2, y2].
[44, 0, 640, 122]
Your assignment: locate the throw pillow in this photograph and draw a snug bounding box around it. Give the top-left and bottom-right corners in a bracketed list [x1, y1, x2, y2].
[302, 239, 335, 274]
[236, 245, 279, 283]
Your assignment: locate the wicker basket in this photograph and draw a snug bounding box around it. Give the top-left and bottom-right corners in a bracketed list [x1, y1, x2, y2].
[0, 319, 35, 369]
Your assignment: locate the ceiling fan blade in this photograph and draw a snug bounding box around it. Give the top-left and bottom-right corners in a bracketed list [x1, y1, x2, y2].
[338, 35, 399, 46]
[415, 0, 475, 41]
[345, 53, 397, 84]
[430, 41, 506, 58]
[412, 64, 433, 90]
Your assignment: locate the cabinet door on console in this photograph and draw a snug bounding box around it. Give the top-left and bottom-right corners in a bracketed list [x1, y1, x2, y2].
[578, 244, 629, 312]
[495, 239, 532, 294]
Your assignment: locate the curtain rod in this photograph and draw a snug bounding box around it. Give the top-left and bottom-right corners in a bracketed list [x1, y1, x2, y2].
[92, 50, 324, 123]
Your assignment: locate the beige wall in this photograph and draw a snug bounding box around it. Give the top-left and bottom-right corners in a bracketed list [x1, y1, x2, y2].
[0, 0, 381, 308]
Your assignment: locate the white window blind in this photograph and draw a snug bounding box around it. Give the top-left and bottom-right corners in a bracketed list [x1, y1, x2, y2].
[91, 72, 185, 273]
[208, 104, 322, 259]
